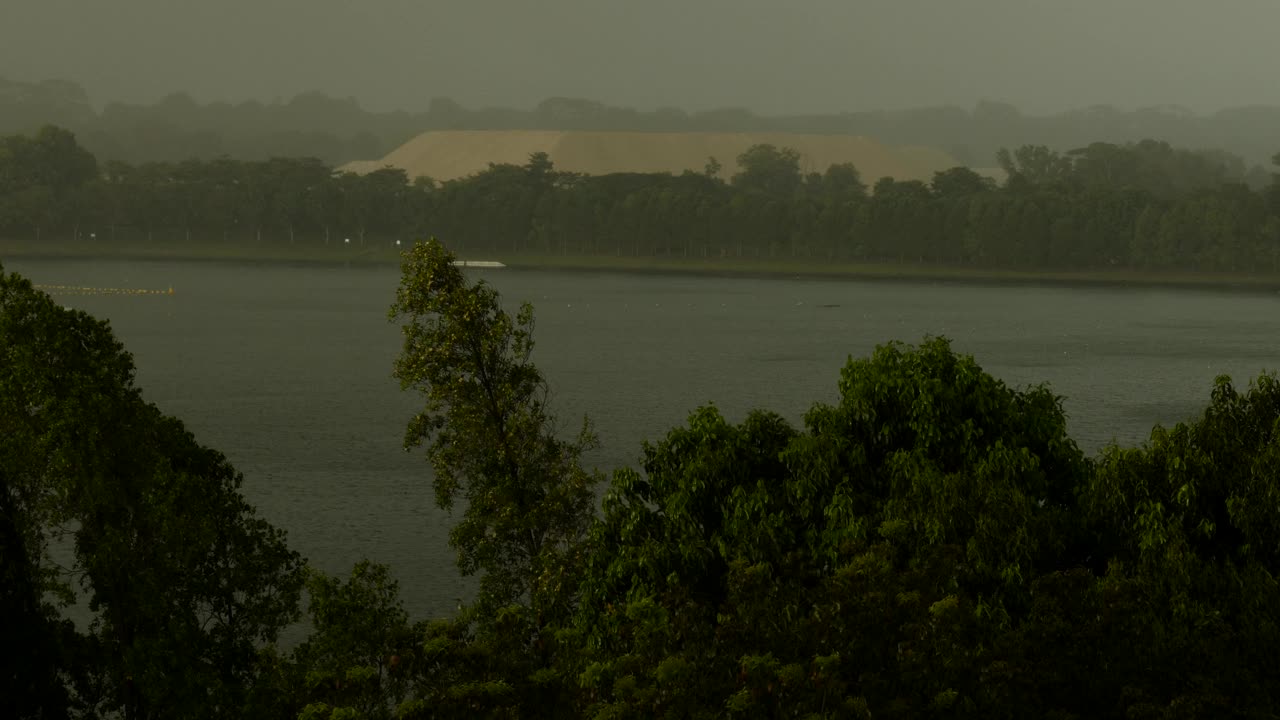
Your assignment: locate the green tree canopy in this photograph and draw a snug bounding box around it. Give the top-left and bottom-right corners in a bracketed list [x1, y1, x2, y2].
[732, 143, 803, 199]
[570, 337, 1092, 717]
[0, 263, 304, 719]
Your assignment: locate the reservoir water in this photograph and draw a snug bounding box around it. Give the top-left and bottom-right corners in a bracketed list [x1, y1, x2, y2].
[7, 257, 1279, 621]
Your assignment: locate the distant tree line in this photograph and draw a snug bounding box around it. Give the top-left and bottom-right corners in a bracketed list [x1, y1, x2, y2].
[5, 75, 1280, 169]
[7, 242, 1280, 718]
[4, 126, 1280, 273]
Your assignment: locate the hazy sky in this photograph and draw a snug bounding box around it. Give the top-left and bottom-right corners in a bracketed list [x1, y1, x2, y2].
[4, 0, 1279, 115]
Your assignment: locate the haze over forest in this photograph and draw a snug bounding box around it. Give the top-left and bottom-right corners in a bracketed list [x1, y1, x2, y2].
[5, 0, 1280, 115]
[6, 0, 1280, 177]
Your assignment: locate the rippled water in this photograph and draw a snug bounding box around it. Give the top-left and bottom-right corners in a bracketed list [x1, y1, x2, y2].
[9, 257, 1280, 620]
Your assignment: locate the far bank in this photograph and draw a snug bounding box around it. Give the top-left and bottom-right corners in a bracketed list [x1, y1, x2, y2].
[4, 239, 1280, 294]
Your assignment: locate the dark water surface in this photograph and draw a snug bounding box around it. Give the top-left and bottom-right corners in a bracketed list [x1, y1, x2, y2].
[9, 258, 1280, 620]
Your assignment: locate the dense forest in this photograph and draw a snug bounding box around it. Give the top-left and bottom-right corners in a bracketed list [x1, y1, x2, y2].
[3, 125, 1280, 273]
[5, 75, 1280, 170]
[5, 240, 1280, 719]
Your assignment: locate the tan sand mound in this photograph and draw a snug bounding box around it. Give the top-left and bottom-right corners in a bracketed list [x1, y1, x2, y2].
[341, 130, 959, 185]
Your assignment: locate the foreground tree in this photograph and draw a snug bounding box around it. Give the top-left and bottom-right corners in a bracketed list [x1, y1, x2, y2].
[0, 263, 106, 717]
[0, 263, 305, 719]
[386, 237, 601, 617]
[288, 561, 424, 720]
[74, 406, 305, 719]
[570, 337, 1093, 718]
[390, 237, 601, 617]
[1077, 372, 1280, 715]
[389, 238, 602, 715]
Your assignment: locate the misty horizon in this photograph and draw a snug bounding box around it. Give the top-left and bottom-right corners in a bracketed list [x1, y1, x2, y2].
[5, 0, 1280, 117]
[19, 74, 1280, 120]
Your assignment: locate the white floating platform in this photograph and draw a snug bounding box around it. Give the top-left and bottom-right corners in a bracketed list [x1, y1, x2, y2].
[451, 260, 506, 268]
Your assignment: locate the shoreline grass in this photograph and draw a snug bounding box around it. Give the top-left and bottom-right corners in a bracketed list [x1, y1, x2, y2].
[498, 253, 1280, 292]
[4, 239, 1280, 294]
[0, 239, 406, 267]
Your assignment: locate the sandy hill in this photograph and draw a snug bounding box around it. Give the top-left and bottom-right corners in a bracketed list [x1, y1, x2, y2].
[340, 130, 960, 184]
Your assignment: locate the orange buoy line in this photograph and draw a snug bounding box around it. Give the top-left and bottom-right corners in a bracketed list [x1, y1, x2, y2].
[34, 284, 175, 296]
